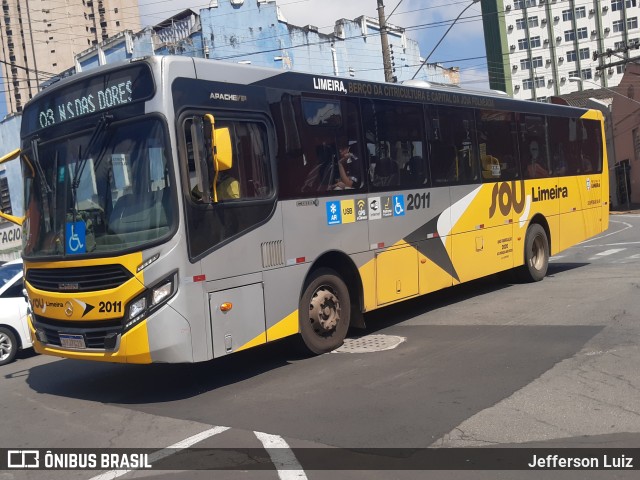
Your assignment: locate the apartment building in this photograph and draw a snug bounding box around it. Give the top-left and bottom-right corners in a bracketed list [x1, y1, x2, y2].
[481, 0, 640, 101]
[0, 0, 140, 113]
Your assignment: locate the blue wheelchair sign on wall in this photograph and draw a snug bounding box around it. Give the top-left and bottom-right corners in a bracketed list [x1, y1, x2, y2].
[65, 221, 86, 254]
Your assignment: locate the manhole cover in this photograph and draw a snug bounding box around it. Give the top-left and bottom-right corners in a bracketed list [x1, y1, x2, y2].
[332, 334, 406, 353]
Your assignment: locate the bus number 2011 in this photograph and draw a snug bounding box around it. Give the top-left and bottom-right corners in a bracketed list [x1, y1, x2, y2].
[407, 192, 431, 210]
[99, 301, 122, 313]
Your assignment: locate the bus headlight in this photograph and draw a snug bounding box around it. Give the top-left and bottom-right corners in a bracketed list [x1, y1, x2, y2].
[152, 281, 173, 306]
[124, 272, 178, 332]
[129, 297, 147, 319]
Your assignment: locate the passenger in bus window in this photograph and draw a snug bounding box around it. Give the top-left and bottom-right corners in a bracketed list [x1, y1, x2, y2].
[552, 152, 567, 176]
[526, 139, 549, 178]
[332, 139, 362, 190]
[579, 152, 593, 174]
[217, 171, 240, 200]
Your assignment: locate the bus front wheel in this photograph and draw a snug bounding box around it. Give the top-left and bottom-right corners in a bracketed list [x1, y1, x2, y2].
[298, 268, 350, 354]
[519, 223, 549, 282]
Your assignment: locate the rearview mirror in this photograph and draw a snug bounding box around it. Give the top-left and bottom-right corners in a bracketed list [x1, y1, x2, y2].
[0, 148, 25, 225]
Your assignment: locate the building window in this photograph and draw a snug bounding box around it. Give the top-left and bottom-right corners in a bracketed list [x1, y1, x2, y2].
[633, 128, 640, 161]
[537, 97, 548, 103]
[565, 30, 575, 41]
[628, 17, 638, 30]
[530, 36, 541, 47]
[534, 76, 545, 87]
[523, 78, 534, 90]
[525, 0, 536, 6]
[615, 40, 626, 49]
[581, 68, 592, 79]
[514, 0, 525, 9]
[521, 58, 532, 69]
[575, 7, 586, 19]
[612, 0, 623, 11]
[562, 9, 573, 21]
[613, 20, 625, 32]
[516, 18, 526, 30]
[566, 50, 577, 62]
[569, 70, 579, 78]
[617, 64, 625, 74]
[528, 16, 539, 28]
[518, 38, 529, 50]
[627, 0, 638, 7]
[577, 27, 588, 39]
[579, 47, 590, 60]
[532, 56, 543, 68]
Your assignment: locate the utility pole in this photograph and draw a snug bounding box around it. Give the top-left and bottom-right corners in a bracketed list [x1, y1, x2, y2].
[377, 0, 394, 83]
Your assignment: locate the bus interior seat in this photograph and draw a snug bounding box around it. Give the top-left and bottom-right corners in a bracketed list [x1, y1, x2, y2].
[373, 157, 399, 186]
[481, 154, 501, 179]
[429, 141, 457, 183]
[402, 156, 427, 186]
[108, 189, 171, 234]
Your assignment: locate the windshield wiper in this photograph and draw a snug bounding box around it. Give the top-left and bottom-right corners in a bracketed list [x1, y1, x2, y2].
[71, 113, 112, 222]
[30, 137, 52, 194]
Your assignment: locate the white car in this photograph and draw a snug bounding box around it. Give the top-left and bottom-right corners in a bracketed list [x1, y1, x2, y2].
[0, 259, 31, 366]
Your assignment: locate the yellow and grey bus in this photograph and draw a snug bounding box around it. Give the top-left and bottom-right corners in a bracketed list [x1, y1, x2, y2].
[1, 56, 608, 363]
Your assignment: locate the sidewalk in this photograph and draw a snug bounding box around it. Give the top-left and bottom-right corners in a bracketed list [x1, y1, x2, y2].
[610, 203, 640, 215]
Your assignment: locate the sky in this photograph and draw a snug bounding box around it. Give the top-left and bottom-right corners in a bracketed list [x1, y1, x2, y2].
[0, 0, 489, 119]
[137, 0, 490, 89]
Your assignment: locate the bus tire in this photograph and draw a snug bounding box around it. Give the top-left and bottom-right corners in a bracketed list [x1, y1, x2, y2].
[519, 223, 549, 282]
[298, 268, 350, 355]
[0, 326, 18, 366]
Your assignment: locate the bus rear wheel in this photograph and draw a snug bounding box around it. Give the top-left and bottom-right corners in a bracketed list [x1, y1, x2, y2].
[298, 268, 350, 355]
[519, 223, 549, 282]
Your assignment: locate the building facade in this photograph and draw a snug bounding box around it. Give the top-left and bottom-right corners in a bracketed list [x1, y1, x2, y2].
[482, 0, 639, 101]
[71, 1, 457, 85]
[612, 62, 640, 206]
[0, 0, 140, 113]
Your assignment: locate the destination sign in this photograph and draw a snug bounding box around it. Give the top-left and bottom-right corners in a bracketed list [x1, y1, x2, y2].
[23, 63, 154, 134]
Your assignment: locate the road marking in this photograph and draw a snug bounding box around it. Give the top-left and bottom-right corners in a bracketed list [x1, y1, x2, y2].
[582, 241, 640, 248]
[254, 431, 308, 480]
[580, 220, 632, 244]
[588, 248, 626, 261]
[549, 255, 565, 262]
[630, 254, 640, 259]
[88, 425, 230, 480]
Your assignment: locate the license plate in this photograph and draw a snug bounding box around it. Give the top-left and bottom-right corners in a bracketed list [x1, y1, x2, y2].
[59, 334, 86, 349]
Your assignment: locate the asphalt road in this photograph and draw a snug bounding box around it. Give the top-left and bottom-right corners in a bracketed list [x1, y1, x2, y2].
[1, 213, 639, 480]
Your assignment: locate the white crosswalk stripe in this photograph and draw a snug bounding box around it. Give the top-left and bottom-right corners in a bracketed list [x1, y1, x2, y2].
[588, 248, 626, 261]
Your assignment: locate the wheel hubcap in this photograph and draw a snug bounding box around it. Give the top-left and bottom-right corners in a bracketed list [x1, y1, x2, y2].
[530, 235, 545, 270]
[0, 333, 11, 361]
[308, 286, 341, 336]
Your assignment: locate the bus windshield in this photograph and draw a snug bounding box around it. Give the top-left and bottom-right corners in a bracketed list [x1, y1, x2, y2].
[23, 117, 174, 258]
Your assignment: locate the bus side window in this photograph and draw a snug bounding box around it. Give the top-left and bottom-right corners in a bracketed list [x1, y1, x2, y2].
[548, 116, 570, 176]
[476, 109, 520, 181]
[518, 114, 551, 179]
[362, 99, 427, 190]
[427, 105, 480, 185]
[183, 117, 272, 203]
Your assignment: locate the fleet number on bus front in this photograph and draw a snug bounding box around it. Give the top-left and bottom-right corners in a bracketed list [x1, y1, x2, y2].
[99, 301, 122, 313]
[406, 192, 431, 210]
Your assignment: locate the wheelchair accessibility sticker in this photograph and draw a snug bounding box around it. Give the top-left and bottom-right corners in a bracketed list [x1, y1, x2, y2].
[65, 221, 86, 254]
[393, 195, 405, 216]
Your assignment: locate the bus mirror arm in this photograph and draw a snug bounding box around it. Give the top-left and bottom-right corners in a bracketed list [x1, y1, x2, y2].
[203, 114, 233, 203]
